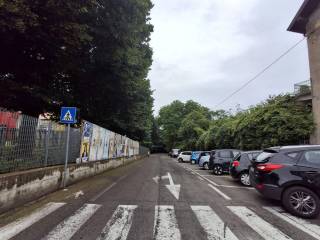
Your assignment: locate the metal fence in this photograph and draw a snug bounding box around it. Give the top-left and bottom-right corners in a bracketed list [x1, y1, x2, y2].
[0, 109, 80, 173]
[294, 79, 311, 96]
[0, 109, 149, 174]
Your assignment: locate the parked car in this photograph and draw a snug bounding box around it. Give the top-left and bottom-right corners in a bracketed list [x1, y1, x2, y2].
[193, 151, 210, 165]
[209, 149, 241, 175]
[171, 149, 181, 158]
[178, 151, 192, 162]
[250, 145, 320, 218]
[190, 151, 201, 164]
[199, 150, 215, 169]
[230, 151, 261, 186]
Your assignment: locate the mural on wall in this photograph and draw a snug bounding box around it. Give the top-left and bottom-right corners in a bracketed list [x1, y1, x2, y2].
[80, 121, 93, 162]
[108, 131, 115, 159]
[102, 130, 111, 160]
[79, 120, 140, 163]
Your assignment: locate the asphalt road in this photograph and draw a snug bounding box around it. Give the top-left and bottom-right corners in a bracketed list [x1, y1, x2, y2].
[1, 154, 320, 240]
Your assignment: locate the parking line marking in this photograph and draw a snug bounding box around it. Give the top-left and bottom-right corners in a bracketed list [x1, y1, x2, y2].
[197, 176, 204, 181]
[178, 163, 254, 189]
[264, 206, 320, 239]
[228, 206, 293, 240]
[153, 205, 181, 240]
[191, 206, 238, 240]
[0, 202, 66, 240]
[97, 205, 137, 240]
[208, 184, 231, 200]
[44, 203, 101, 240]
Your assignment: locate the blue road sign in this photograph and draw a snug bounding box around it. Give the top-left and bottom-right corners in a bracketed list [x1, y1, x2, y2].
[60, 107, 77, 124]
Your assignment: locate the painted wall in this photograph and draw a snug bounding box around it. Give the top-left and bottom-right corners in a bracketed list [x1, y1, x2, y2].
[0, 155, 144, 214]
[80, 120, 140, 162]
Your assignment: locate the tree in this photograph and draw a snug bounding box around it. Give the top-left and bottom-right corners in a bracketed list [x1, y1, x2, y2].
[158, 100, 211, 150]
[0, 0, 154, 143]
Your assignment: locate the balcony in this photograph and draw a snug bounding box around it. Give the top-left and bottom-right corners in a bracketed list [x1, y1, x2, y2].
[294, 79, 312, 102]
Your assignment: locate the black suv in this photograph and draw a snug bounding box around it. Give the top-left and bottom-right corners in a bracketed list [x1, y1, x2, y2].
[209, 149, 241, 175]
[250, 145, 320, 218]
[230, 151, 261, 186]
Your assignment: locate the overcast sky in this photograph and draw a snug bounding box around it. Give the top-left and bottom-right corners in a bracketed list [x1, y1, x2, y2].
[149, 0, 310, 114]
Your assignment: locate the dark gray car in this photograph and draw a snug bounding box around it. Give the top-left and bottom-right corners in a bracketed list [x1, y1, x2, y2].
[209, 149, 241, 175]
[230, 151, 262, 186]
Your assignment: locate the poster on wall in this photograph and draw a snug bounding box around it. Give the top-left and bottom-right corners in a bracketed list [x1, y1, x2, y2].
[89, 124, 105, 161]
[102, 130, 110, 160]
[80, 121, 93, 162]
[108, 131, 116, 159]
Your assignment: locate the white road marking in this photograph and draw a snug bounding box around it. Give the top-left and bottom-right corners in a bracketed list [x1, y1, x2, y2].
[153, 205, 181, 240]
[97, 205, 137, 240]
[178, 163, 254, 189]
[191, 206, 238, 240]
[208, 184, 231, 200]
[90, 174, 128, 202]
[228, 206, 292, 240]
[44, 203, 101, 240]
[197, 176, 204, 181]
[264, 206, 320, 239]
[74, 190, 84, 199]
[0, 202, 65, 240]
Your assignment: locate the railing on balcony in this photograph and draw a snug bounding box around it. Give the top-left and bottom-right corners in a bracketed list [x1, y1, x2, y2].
[294, 79, 311, 96]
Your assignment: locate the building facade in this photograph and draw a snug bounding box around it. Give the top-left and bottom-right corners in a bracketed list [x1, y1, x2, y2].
[288, 0, 320, 144]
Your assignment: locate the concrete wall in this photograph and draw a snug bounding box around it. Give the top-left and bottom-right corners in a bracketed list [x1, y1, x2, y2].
[307, 6, 320, 144]
[0, 155, 143, 214]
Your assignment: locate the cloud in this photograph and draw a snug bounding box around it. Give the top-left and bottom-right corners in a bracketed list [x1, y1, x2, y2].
[149, 0, 309, 113]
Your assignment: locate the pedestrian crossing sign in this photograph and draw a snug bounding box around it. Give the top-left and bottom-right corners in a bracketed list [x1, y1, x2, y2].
[60, 107, 77, 124]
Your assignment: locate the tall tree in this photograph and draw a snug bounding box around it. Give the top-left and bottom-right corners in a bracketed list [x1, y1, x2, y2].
[0, 0, 154, 143]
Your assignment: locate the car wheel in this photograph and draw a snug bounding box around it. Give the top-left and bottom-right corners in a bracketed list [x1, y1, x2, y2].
[178, 158, 183, 163]
[239, 172, 251, 186]
[282, 186, 320, 219]
[203, 162, 209, 170]
[213, 165, 223, 175]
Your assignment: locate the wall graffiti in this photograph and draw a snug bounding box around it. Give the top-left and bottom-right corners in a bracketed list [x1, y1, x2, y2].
[80, 120, 139, 162]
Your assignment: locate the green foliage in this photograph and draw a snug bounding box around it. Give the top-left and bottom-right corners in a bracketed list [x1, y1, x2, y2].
[159, 95, 314, 151]
[178, 110, 210, 150]
[0, 0, 154, 143]
[158, 100, 211, 150]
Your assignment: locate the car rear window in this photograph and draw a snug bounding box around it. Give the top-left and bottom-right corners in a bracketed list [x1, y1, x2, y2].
[255, 150, 276, 163]
[234, 153, 241, 161]
[219, 151, 232, 158]
[304, 150, 320, 164]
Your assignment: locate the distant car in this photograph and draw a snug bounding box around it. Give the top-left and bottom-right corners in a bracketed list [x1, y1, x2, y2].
[193, 151, 210, 165]
[199, 151, 214, 169]
[171, 149, 180, 158]
[250, 145, 320, 218]
[178, 151, 192, 162]
[190, 151, 201, 164]
[209, 149, 241, 175]
[230, 151, 261, 186]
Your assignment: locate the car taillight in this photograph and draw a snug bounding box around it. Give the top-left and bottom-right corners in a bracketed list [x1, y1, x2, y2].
[256, 163, 283, 173]
[232, 161, 240, 167]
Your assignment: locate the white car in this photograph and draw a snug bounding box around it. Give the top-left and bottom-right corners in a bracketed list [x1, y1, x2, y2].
[178, 151, 192, 162]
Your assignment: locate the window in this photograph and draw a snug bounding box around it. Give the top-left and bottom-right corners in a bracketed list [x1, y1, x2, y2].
[286, 152, 299, 159]
[185, 152, 191, 155]
[232, 151, 240, 157]
[248, 152, 261, 160]
[219, 151, 232, 158]
[204, 152, 210, 156]
[255, 151, 275, 163]
[304, 150, 320, 165]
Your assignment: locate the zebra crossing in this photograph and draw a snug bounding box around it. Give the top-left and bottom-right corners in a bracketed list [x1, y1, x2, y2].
[1, 202, 320, 240]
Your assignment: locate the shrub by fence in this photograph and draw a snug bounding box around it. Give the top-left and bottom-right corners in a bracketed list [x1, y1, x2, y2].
[0, 109, 148, 174]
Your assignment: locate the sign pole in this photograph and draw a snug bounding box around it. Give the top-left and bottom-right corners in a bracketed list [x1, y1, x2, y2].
[63, 123, 71, 188]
